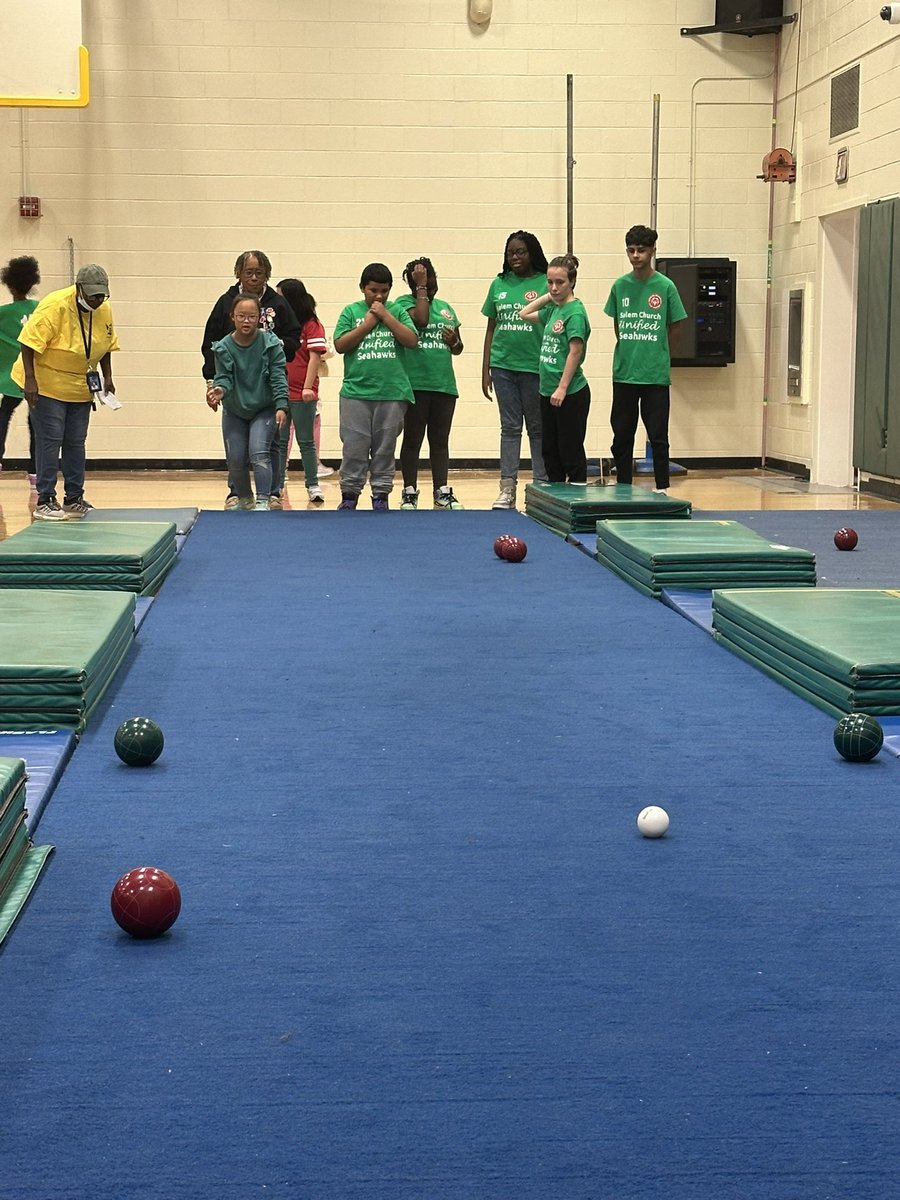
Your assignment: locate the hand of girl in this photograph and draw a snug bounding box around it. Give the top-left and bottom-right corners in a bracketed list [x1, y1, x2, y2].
[206, 385, 223, 410]
[481, 366, 494, 401]
[275, 409, 288, 429]
[550, 387, 567, 407]
[411, 262, 428, 289]
[301, 387, 317, 403]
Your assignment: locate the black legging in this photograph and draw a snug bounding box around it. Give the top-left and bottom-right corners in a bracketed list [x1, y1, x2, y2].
[540, 384, 591, 482]
[399, 390, 457, 491]
[0, 394, 36, 473]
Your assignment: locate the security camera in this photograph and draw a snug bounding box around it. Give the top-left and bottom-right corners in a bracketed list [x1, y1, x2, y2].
[881, 4, 900, 22]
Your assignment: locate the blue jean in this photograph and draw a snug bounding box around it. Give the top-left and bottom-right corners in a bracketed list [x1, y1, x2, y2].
[490, 367, 546, 483]
[30, 394, 92, 502]
[287, 399, 318, 489]
[221, 407, 276, 500]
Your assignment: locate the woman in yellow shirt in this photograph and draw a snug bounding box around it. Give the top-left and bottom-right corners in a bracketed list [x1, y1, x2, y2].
[14, 264, 119, 520]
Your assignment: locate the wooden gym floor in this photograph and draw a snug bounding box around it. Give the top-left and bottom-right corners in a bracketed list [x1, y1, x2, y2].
[0, 466, 897, 542]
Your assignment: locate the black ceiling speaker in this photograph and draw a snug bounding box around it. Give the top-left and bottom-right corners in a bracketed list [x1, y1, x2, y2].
[715, 0, 784, 22]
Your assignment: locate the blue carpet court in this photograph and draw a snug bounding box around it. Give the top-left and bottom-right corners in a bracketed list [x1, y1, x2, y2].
[1, 511, 899, 1199]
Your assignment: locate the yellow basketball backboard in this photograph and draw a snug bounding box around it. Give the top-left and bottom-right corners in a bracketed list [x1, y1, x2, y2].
[0, 1, 89, 107]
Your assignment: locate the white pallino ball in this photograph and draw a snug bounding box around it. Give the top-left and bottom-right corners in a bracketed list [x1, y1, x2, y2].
[637, 806, 670, 838]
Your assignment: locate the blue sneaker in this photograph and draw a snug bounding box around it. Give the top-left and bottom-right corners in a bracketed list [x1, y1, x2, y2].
[337, 493, 358, 510]
[372, 494, 389, 511]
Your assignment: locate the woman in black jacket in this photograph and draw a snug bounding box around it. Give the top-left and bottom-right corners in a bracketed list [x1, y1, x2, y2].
[201, 250, 300, 509]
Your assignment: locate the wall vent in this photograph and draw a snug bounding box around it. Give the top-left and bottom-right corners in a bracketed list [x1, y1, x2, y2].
[830, 65, 860, 138]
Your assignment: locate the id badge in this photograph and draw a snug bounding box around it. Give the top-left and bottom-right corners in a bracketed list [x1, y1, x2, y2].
[86, 370, 102, 394]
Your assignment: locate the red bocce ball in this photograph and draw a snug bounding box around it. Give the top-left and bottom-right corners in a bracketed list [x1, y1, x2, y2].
[111, 866, 182, 939]
[834, 527, 858, 551]
[493, 534, 514, 559]
[501, 537, 528, 563]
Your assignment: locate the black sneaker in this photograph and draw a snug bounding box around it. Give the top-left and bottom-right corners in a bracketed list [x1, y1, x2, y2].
[63, 497, 94, 518]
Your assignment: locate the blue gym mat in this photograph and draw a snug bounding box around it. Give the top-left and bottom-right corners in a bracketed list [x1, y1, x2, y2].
[83, 507, 200, 536]
[0, 731, 76, 832]
[661, 587, 715, 631]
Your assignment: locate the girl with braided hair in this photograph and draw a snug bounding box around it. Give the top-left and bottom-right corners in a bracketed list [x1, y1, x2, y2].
[0, 255, 40, 483]
[395, 257, 464, 510]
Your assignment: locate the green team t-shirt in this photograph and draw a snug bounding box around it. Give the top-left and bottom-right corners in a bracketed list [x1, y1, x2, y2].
[603, 271, 687, 386]
[333, 300, 417, 403]
[394, 294, 460, 395]
[537, 298, 591, 396]
[0, 298, 38, 396]
[481, 271, 547, 373]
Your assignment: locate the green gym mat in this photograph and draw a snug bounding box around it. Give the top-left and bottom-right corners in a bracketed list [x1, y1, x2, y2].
[0, 590, 135, 732]
[0, 758, 53, 947]
[595, 520, 816, 597]
[0, 843, 54, 947]
[713, 612, 900, 710]
[712, 588, 900, 716]
[0, 521, 178, 595]
[525, 483, 692, 533]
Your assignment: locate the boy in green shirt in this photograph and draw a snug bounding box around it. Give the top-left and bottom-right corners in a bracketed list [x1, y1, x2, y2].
[333, 263, 418, 510]
[603, 225, 687, 493]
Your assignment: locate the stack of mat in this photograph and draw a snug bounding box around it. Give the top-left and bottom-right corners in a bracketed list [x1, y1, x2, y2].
[0, 520, 178, 595]
[713, 588, 900, 717]
[595, 519, 817, 598]
[0, 756, 53, 947]
[0, 590, 135, 732]
[525, 483, 691, 536]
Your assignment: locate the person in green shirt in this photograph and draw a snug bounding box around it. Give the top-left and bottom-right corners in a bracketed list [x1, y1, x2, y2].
[519, 254, 591, 483]
[603, 225, 687, 493]
[207, 293, 289, 511]
[333, 263, 418, 511]
[0, 255, 40, 484]
[481, 230, 549, 509]
[396, 257, 464, 510]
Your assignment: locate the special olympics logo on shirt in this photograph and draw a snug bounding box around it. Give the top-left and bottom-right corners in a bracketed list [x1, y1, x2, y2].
[648, 294, 662, 310]
[552, 319, 564, 333]
[440, 308, 453, 321]
[524, 291, 539, 302]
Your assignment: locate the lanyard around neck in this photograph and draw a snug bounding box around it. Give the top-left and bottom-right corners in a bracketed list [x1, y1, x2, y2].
[77, 304, 93, 365]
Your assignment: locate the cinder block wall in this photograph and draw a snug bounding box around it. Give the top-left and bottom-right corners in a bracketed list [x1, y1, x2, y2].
[1, 0, 777, 467]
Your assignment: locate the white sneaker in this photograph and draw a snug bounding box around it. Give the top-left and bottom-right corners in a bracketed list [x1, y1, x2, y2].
[307, 485, 325, 504]
[400, 487, 419, 511]
[491, 480, 516, 510]
[33, 497, 67, 521]
[253, 497, 269, 511]
[317, 463, 334, 478]
[652, 488, 668, 495]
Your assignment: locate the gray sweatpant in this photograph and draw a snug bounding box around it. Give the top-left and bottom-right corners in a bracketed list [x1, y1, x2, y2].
[339, 395, 406, 496]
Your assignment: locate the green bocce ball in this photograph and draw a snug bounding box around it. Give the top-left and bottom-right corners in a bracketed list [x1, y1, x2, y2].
[114, 717, 165, 767]
[833, 713, 884, 763]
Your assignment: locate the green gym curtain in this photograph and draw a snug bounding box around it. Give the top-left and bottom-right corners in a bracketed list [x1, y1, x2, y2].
[854, 198, 900, 479]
